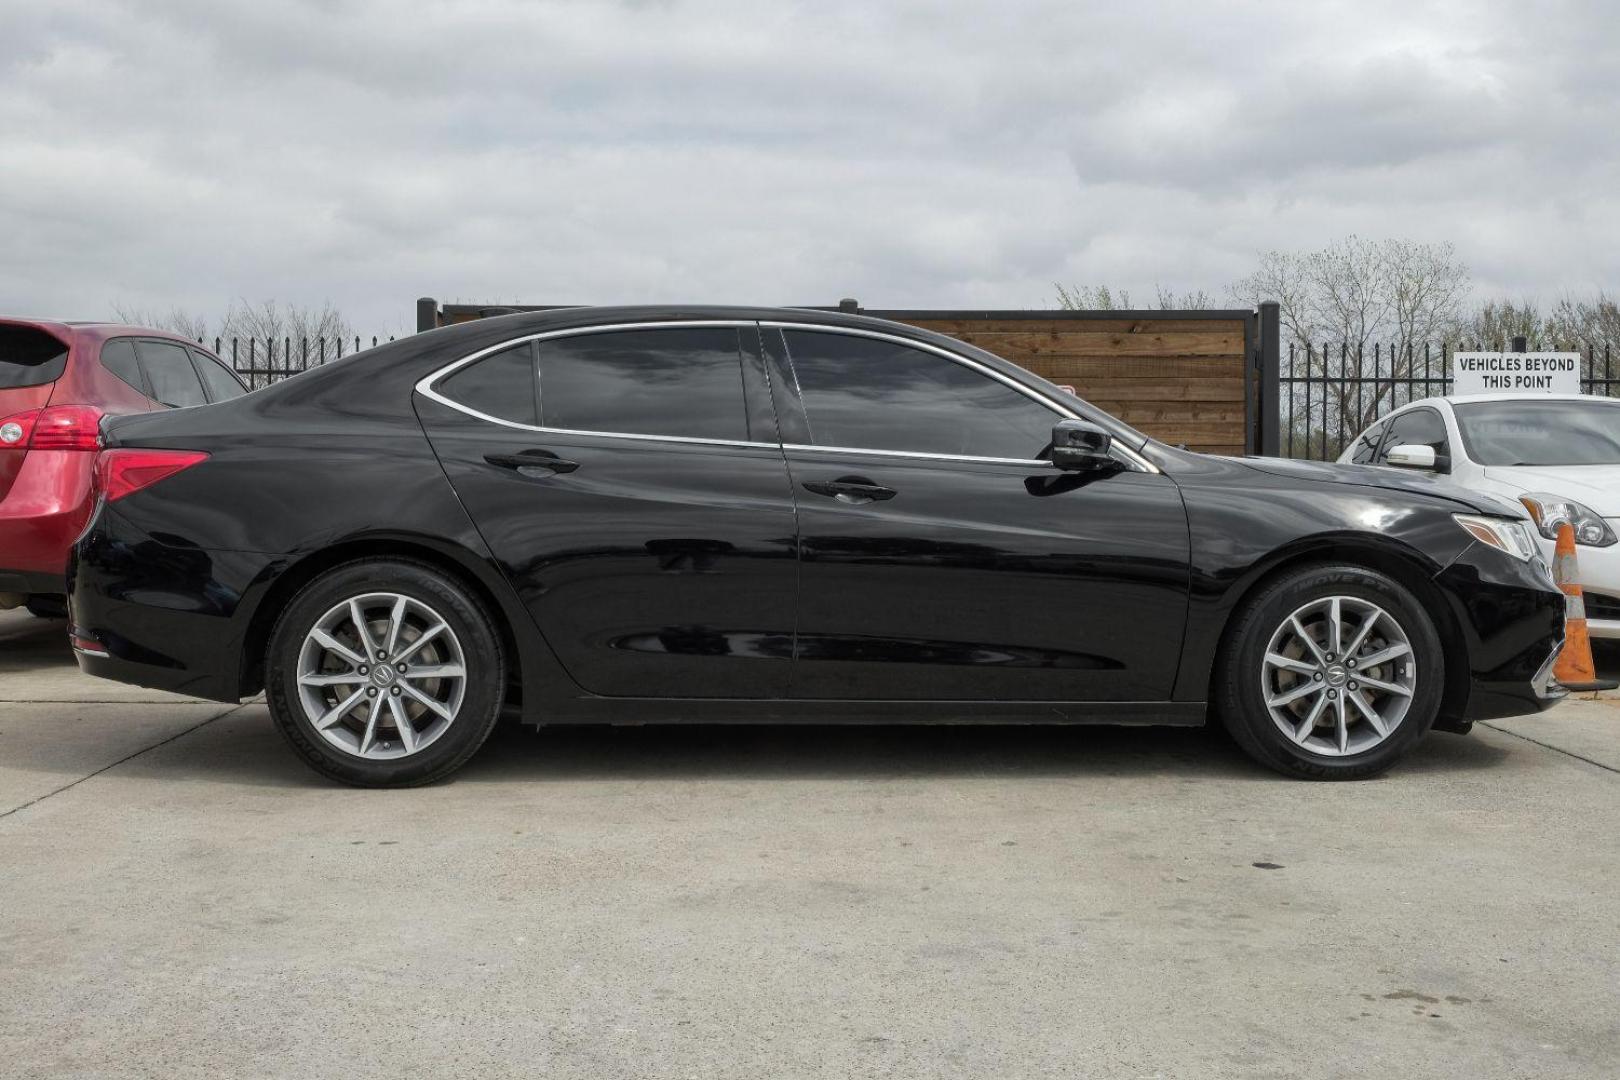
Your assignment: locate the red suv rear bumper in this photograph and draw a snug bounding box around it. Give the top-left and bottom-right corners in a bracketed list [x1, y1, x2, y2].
[0, 449, 96, 593]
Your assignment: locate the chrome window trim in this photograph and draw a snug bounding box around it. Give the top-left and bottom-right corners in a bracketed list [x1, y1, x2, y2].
[415, 318, 1158, 473]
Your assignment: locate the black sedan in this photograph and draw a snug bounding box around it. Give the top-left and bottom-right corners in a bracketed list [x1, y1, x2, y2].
[68, 306, 1567, 786]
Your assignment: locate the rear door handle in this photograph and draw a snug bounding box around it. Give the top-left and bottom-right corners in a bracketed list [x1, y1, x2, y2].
[484, 450, 580, 475]
[802, 476, 896, 504]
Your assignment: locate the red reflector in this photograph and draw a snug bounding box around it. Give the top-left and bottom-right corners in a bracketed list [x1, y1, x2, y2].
[94, 449, 210, 502]
[29, 405, 103, 450]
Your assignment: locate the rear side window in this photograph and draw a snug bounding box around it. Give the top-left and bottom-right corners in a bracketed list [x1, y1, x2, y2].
[782, 330, 1057, 460]
[0, 326, 69, 389]
[100, 339, 150, 395]
[137, 341, 208, 408]
[535, 328, 746, 442]
[438, 343, 538, 425]
[191, 350, 248, 403]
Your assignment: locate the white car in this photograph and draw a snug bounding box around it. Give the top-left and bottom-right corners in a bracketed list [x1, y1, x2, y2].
[1338, 392, 1620, 639]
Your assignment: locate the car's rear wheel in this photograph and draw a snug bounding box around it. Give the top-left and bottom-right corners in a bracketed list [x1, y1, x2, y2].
[1216, 564, 1444, 780]
[266, 559, 505, 787]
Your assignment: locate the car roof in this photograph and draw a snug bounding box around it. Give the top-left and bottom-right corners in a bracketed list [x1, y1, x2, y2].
[1393, 392, 1618, 412]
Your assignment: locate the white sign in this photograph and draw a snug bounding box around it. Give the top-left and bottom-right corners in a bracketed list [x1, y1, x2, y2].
[1452, 352, 1582, 395]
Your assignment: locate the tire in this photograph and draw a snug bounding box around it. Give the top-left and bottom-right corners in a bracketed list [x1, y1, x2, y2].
[25, 595, 67, 619]
[266, 559, 506, 787]
[1215, 563, 1444, 780]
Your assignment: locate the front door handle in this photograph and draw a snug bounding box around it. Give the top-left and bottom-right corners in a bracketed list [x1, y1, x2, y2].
[485, 450, 580, 475]
[803, 476, 896, 504]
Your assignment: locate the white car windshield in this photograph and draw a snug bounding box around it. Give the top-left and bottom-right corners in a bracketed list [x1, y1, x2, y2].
[1454, 400, 1620, 466]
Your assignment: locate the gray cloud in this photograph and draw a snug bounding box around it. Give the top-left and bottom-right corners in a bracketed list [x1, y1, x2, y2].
[2, 0, 1617, 332]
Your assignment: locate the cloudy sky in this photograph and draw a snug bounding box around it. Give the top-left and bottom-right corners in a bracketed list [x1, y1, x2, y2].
[4, 0, 1616, 333]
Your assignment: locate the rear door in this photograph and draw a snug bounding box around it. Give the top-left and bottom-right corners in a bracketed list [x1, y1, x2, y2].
[415, 322, 798, 698]
[0, 324, 72, 503]
[765, 324, 1191, 702]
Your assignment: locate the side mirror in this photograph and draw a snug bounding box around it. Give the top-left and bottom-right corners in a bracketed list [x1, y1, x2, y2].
[1051, 419, 1116, 471]
[1385, 444, 1437, 470]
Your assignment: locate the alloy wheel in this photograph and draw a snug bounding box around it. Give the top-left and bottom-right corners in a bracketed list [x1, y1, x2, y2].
[1259, 595, 1416, 757]
[295, 592, 467, 760]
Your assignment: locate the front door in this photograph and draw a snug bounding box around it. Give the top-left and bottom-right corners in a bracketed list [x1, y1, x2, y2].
[416, 323, 798, 698]
[764, 325, 1190, 702]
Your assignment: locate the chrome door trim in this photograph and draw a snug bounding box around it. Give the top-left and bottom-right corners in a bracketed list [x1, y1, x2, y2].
[414, 318, 1159, 473]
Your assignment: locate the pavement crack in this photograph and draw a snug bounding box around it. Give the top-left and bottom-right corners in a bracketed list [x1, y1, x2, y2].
[1480, 720, 1620, 776]
[0, 702, 250, 821]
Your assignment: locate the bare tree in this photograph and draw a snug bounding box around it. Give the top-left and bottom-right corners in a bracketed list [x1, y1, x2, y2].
[110, 304, 211, 342]
[1459, 299, 1545, 349]
[1230, 236, 1471, 448]
[221, 300, 353, 352]
[1054, 284, 1212, 310]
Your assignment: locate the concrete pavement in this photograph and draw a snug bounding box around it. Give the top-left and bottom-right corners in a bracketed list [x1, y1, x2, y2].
[2, 608, 1618, 1079]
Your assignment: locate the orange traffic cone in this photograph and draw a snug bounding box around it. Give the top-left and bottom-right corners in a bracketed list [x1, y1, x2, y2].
[1551, 522, 1618, 693]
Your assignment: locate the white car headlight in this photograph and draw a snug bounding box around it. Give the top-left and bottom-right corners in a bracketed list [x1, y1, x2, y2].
[1519, 493, 1617, 548]
[1454, 515, 1538, 561]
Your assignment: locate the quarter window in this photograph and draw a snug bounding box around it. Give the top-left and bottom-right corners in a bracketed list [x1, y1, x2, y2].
[782, 330, 1057, 460]
[438, 343, 539, 426]
[136, 341, 207, 408]
[100, 339, 149, 396]
[535, 328, 747, 442]
[1347, 420, 1386, 464]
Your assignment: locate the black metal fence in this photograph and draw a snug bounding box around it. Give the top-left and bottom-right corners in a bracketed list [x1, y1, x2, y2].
[1280, 343, 1619, 460]
[204, 335, 398, 390]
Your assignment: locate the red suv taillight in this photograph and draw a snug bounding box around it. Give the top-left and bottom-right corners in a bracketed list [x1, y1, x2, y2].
[0, 405, 104, 451]
[93, 448, 210, 502]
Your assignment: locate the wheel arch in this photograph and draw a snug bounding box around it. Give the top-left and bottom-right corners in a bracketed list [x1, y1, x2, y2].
[237, 535, 536, 709]
[1204, 535, 1471, 725]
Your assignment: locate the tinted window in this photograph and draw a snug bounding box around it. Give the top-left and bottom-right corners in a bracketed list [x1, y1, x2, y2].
[1347, 419, 1386, 464]
[536, 328, 746, 442]
[438, 343, 538, 426]
[1376, 408, 1449, 464]
[1455, 400, 1620, 466]
[100, 339, 149, 395]
[0, 326, 68, 389]
[783, 330, 1057, 459]
[137, 341, 207, 408]
[192, 351, 247, 403]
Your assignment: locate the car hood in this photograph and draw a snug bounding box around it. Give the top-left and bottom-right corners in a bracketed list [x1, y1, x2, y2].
[1480, 465, 1620, 516]
[1236, 456, 1527, 517]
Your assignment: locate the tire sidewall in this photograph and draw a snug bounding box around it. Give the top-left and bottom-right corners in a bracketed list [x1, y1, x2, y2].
[1221, 564, 1443, 780]
[266, 560, 504, 787]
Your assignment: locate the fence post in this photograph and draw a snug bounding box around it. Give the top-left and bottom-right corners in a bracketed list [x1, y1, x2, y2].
[1257, 301, 1280, 456]
[417, 298, 438, 333]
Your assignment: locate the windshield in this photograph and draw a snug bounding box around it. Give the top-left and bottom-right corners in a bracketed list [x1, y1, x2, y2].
[1454, 399, 1620, 466]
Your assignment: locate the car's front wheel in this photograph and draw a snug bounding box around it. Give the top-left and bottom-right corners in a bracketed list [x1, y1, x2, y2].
[1216, 564, 1444, 780]
[266, 559, 506, 787]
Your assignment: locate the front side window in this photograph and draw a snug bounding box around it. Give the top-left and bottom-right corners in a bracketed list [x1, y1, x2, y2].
[136, 341, 207, 408]
[535, 328, 747, 442]
[1348, 420, 1386, 464]
[782, 330, 1057, 460]
[1375, 408, 1449, 464]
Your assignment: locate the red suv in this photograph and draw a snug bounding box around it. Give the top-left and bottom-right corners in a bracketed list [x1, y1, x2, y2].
[1, 319, 247, 616]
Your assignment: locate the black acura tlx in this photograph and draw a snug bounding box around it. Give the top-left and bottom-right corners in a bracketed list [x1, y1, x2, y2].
[68, 306, 1566, 786]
